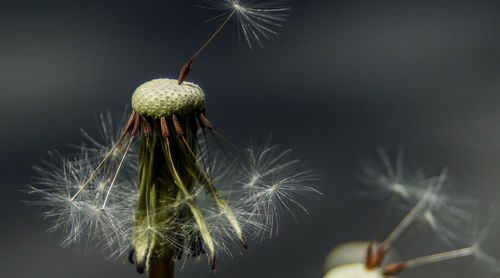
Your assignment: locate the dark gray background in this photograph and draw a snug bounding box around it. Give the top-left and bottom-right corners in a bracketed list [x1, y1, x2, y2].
[2, 0, 500, 277]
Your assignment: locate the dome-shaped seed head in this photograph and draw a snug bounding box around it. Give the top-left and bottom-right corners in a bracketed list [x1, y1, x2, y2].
[131, 78, 206, 118]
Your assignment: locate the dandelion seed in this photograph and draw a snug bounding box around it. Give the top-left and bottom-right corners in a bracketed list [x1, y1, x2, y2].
[360, 150, 471, 245]
[30, 78, 316, 278]
[324, 152, 499, 278]
[200, 0, 290, 48]
[178, 0, 290, 84]
[378, 213, 500, 277]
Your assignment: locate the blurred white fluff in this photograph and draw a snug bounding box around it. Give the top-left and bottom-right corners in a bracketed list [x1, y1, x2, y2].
[360, 148, 418, 205]
[360, 149, 472, 247]
[469, 208, 500, 276]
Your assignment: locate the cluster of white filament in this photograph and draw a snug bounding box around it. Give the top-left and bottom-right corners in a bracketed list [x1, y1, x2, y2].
[29, 112, 317, 261]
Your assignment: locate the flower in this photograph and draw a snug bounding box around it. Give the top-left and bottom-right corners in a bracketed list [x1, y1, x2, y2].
[324, 151, 499, 278]
[30, 78, 316, 277]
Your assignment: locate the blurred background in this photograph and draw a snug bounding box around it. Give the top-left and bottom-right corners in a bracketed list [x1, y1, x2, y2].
[2, 0, 500, 277]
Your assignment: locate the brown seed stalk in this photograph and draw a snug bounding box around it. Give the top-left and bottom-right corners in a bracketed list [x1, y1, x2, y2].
[177, 9, 236, 84]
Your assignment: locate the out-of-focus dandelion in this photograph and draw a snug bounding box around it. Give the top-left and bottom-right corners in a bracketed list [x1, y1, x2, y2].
[323, 151, 499, 278]
[30, 78, 316, 278]
[178, 0, 290, 84]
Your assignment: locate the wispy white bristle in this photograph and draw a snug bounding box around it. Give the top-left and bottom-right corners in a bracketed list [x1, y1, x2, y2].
[29, 152, 137, 257]
[30, 113, 317, 265]
[199, 0, 291, 48]
[238, 141, 319, 238]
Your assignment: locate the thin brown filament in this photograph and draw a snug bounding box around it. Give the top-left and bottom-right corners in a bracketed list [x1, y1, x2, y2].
[70, 134, 128, 201]
[71, 111, 140, 200]
[190, 9, 236, 63]
[102, 136, 134, 208]
[178, 9, 236, 84]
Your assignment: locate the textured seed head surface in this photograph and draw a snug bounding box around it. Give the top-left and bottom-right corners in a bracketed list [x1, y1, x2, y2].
[132, 78, 206, 118]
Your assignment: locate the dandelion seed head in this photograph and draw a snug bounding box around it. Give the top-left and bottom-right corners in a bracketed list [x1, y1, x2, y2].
[31, 75, 316, 274]
[131, 78, 205, 118]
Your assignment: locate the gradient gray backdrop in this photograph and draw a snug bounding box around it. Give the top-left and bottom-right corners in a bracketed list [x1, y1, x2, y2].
[2, 0, 500, 277]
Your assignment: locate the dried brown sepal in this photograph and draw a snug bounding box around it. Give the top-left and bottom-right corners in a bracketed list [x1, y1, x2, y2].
[122, 111, 138, 136]
[172, 114, 184, 136]
[141, 116, 152, 136]
[382, 262, 407, 275]
[132, 112, 141, 135]
[367, 245, 386, 269]
[365, 243, 373, 269]
[178, 59, 193, 85]
[160, 116, 170, 139]
[199, 112, 213, 129]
